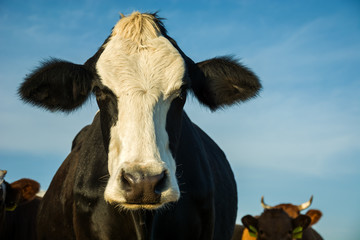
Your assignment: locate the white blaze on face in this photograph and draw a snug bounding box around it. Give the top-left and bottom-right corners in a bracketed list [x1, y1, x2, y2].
[96, 12, 185, 206]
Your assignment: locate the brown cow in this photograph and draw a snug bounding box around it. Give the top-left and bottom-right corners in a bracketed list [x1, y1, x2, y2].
[0, 170, 41, 240]
[233, 196, 323, 240]
[241, 208, 311, 240]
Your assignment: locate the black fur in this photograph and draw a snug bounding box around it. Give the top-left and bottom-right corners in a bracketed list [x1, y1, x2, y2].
[18, 59, 94, 112]
[192, 56, 261, 110]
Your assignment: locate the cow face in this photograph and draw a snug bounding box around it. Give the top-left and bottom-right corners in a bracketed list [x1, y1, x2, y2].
[18, 12, 261, 210]
[95, 14, 188, 209]
[242, 209, 311, 240]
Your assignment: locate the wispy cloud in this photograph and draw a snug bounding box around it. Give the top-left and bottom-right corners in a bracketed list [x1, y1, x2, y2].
[186, 85, 360, 177]
[248, 13, 360, 84]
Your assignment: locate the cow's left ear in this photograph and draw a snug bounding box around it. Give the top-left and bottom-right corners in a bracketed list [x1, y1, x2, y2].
[189, 56, 261, 110]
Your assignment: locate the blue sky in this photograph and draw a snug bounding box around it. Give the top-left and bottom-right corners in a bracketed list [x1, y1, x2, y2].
[0, 0, 359, 239]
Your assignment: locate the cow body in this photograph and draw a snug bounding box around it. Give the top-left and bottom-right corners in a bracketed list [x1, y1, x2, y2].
[19, 12, 261, 239]
[38, 111, 236, 239]
[3, 197, 41, 240]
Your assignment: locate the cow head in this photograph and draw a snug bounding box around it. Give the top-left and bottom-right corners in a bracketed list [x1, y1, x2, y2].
[261, 196, 323, 226]
[4, 178, 40, 211]
[0, 170, 40, 229]
[242, 209, 311, 240]
[18, 12, 261, 210]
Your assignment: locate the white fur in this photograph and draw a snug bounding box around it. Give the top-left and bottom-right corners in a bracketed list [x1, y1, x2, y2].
[96, 12, 185, 208]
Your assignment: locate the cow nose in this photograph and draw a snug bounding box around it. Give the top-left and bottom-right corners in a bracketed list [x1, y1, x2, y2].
[120, 170, 166, 204]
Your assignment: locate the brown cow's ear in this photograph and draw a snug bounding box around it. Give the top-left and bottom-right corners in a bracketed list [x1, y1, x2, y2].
[241, 215, 258, 237]
[10, 178, 40, 203]
[19, 58, 94, 112]
[305, 209, 323, 225]
[189, 56, 261, 111]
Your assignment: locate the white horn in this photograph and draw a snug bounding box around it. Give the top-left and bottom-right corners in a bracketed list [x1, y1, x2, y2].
[0, 169, 7, 184]
[0, 169, 7, 179]
[261, 196, 272, 209]
[298, 195, 313, 211]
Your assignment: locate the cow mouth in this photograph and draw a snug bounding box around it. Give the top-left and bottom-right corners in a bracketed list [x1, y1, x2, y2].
[105, 197, 167, 210]
[121, 202, 164, 210]
[105, 191, 179, 210]
[104, 171, 180, 210]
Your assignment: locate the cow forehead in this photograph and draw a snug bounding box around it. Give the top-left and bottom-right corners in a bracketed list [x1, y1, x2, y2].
[96, 13, 185, 98]
[274, 204, 300, 218]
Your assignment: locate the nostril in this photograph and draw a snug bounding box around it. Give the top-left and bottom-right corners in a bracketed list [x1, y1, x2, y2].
[154, 171, 166, 195]
[121, 171, 135, 192]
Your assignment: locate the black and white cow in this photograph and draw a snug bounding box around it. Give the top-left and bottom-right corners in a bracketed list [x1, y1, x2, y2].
[19, 12, 261, 239]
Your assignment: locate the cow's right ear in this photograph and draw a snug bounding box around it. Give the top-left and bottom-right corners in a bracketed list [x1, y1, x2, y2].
[241, 215, 258, 237]
[18, 58, 94, 112]
[305, 209, 323, 225]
